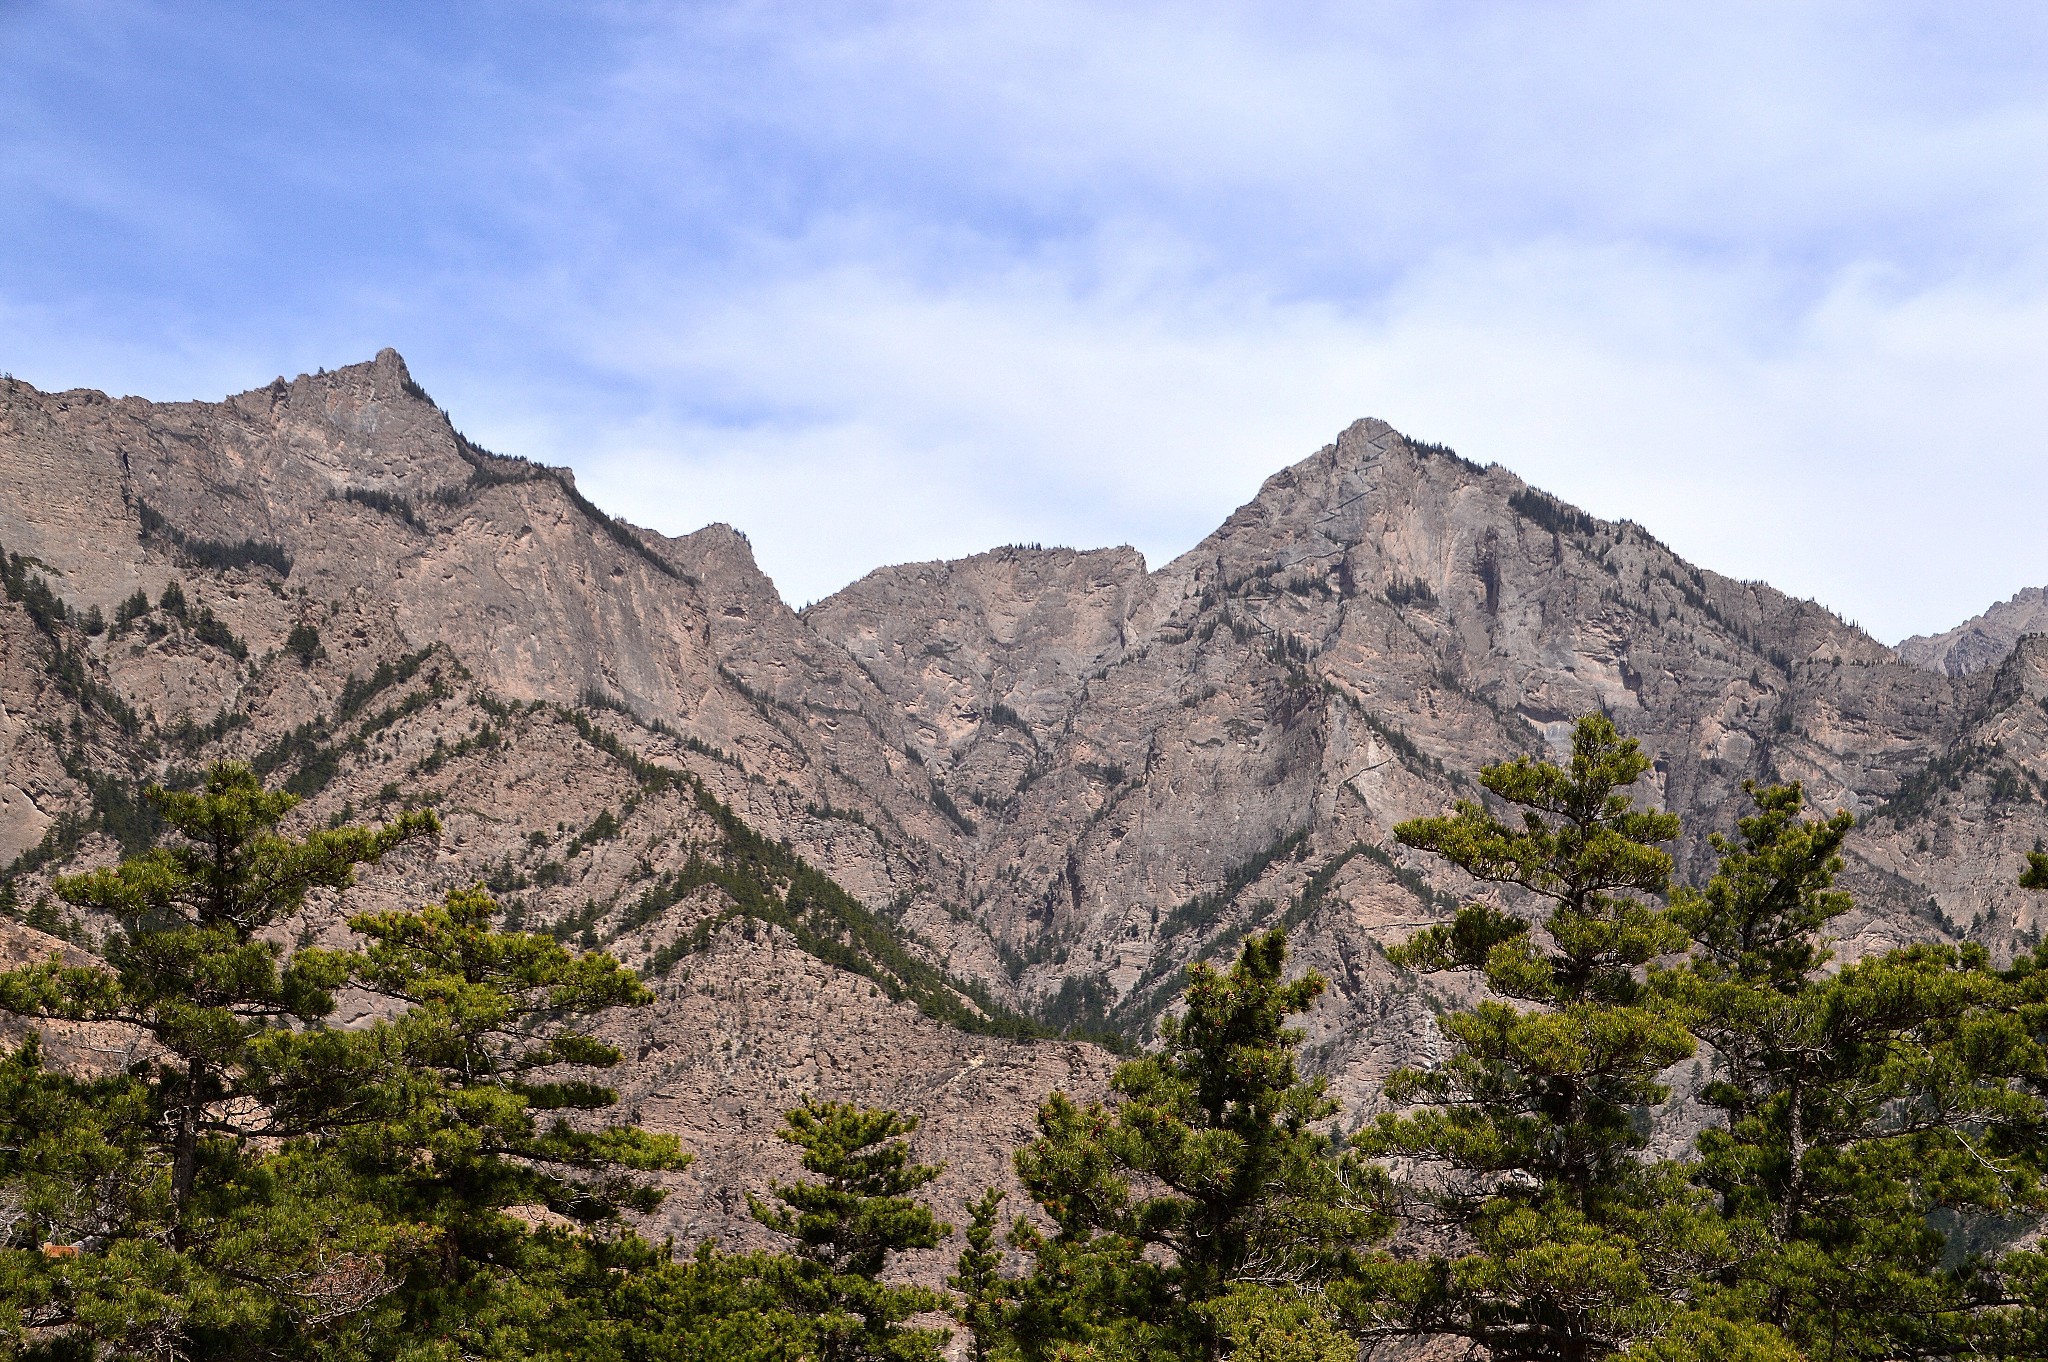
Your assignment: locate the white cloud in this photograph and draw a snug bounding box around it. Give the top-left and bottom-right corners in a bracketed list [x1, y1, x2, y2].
[536, 231, 2048, 638]
[7, 1, 2048, 640]
[530, 2, 2048, 638]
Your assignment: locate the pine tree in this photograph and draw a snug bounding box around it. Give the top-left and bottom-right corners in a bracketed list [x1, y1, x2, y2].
[1200, 1285, 1358, 1362]
[21, 895, 62, 937]
[114, 587, 150, 628]
[590, 1238, 816, 1362]
[336, 884, 691, 1351]
[284, 620, 324, 665]
[0, 765, 688, 1360]
[0, 762, 439, 1355]
[1008, 928, 1388, 1362]
[1351, 714, 1709, 1362]
[1655, 781, 2048, 1361]
[950, 1188, 1011, 1362]
[749, 1099, 953, 1362]
[3, 763, 436, 1225]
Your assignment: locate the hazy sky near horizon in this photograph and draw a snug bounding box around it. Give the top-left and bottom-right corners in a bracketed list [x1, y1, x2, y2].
[4, 3, 2046, 640]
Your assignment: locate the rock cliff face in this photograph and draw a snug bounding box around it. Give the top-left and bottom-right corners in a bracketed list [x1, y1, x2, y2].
[806, 420, 2048, 1111]
[5, 352, 2047, 1246]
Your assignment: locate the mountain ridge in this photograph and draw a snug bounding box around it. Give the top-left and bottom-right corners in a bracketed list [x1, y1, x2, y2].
[7, 350, 2048, 1254]
[1900, 584, 2048, 677]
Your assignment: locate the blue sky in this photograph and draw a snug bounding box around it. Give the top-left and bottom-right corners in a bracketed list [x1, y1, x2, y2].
[4, 2, 2046, 640]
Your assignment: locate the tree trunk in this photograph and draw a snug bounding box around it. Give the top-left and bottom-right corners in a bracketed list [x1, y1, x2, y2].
[1766, 1073, 1806, 1329]
[1782, 1076, 1807, 1236]
[170, 1057, 204, 1249]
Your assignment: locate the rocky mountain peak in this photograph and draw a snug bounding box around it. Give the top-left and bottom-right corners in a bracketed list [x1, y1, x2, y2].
[1899, 585, 2048, 677]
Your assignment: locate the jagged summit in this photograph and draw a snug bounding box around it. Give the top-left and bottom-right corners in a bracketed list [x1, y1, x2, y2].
[1900, 585, 2048, 677]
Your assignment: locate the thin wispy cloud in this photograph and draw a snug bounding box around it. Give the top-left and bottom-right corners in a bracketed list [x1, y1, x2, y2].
[3, 1, 2044, 636]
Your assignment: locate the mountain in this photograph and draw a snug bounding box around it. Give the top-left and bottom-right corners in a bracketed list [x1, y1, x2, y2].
[5, 350, 2047, 1248]
[1899, 585, 2048, 677]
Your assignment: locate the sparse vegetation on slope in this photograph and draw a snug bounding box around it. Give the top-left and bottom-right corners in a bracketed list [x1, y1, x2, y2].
[137, 499, 293, 576]
[551, 707, 1044, 1040]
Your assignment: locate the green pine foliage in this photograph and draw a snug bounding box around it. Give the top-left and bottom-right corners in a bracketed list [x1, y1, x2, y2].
[747, 1100, 953, 1362]
[8, 765, 438, 1220]
[1001, 929, 1389, 1360]
[0, 765, 686, 1360]
[0, 546, 141, 732]
[136, 501, 293, 577]
[113, 588, 150, 628]
[1352, 725, 2048, 1361]
[1351, 715, 1709, 1362]
[1654, 781, 2045, 1359]
[550, 1098, 962, 1362]
[320, 885, 691, 1356]
[1606, 776, 2048, 1362]
[950, 1188, 1009, 1362]
[0, 765, 444, 1355]
[582, 1240, 818, 1361]
[284, 620, 324, 664]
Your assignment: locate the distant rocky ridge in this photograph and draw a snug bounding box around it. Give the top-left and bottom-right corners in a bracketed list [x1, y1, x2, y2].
[1900, 585, 2048, 677]
[5, 349, 2047, 1256]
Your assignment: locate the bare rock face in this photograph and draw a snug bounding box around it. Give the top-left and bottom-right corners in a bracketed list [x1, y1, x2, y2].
[1899, 585, 2048, 677]
[7, 358, 2048, 1259]
[805, 545, 1154, 757]
[799, 417, 2048, 1109]
[0, 609, 71, 864]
